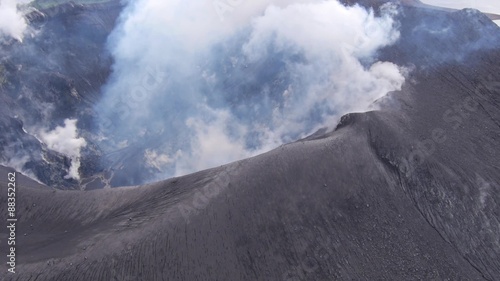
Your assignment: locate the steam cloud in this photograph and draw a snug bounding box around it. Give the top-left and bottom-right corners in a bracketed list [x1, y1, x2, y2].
[96, 0, 405, 183]
[0, 0, 31, 41]
[39, 119, 87, 180]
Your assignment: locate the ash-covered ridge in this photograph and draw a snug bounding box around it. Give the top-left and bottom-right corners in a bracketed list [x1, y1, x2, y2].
[1, 50, 500, 279]
[0, 1, 499, 280]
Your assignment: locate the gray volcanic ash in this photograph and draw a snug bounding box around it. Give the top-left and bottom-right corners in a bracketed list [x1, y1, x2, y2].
[0, 1, 499, 279]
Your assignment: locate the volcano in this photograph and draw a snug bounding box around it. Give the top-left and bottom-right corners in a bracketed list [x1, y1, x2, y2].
[1, 0, 500, 280]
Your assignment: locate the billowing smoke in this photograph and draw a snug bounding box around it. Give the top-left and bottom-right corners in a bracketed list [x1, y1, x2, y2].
[39, 119, 87, 180]
[0, 0, 31, 41]
[96, 0, 405, 184]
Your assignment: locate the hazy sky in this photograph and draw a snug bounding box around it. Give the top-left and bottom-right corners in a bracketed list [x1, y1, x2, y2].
[423, 0, 500, 24]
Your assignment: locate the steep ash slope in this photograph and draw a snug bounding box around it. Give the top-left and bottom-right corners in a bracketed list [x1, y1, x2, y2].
[0, 1, 500, 281]
[1, 51, 499, 280]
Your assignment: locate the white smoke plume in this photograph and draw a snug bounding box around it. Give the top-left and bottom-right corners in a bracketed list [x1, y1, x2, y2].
[96, 0, 405, 182]
[0, 0, 31, 41]
[39, 119, 87, 180]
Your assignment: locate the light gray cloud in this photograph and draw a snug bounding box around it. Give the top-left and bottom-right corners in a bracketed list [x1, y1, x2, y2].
[0, 0, 31, 41]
